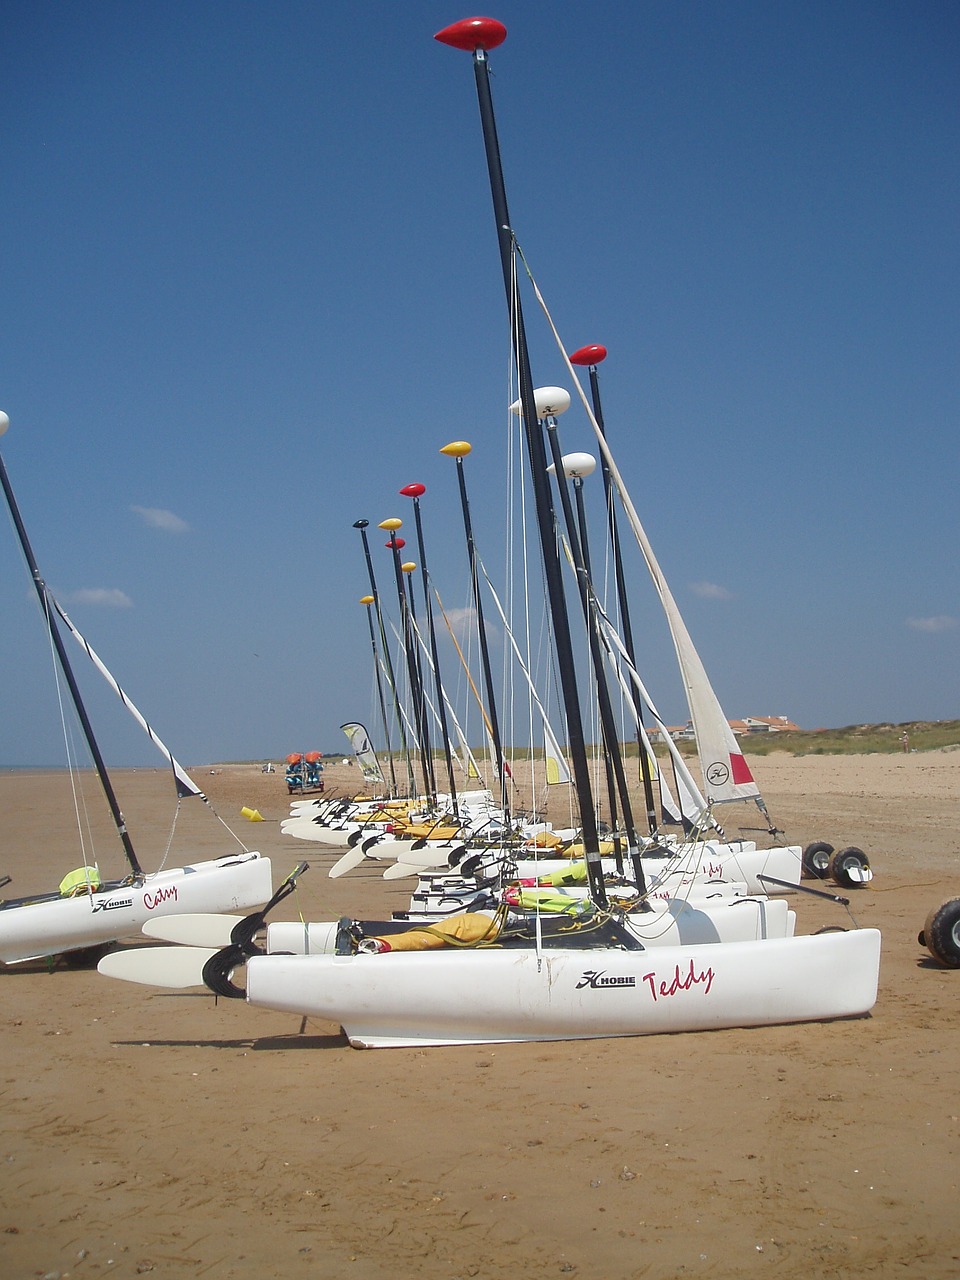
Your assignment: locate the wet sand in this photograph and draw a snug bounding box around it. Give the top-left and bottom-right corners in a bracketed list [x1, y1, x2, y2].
[1, 751, 958, 1279]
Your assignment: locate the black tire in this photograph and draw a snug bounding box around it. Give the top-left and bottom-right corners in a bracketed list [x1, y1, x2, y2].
[802, 841, 834, 879]
[829, 846, 871, 889]
[923, 898, 960, 968]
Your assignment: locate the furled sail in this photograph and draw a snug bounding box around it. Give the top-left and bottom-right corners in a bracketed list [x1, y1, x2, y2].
[340, 722, 387, 787]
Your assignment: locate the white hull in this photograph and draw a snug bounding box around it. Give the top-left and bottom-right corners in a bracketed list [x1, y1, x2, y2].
[406, 875, 752, 918]
[266, 895, 794, 956]
[245, 928, 881, 1048]
[280, 819, 363, 845]
[455, 843, 802, 895]
[0, 853, 272, 964]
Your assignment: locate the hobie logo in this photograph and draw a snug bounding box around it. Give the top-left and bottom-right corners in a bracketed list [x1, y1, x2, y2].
[706, 761, 730, 787]
[576, 970, 636, 990]
[143, 885, 179, 911]
[92, 897, 133, 913]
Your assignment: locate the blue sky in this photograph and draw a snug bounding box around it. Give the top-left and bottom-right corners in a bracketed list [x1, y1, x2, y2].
[1, 1, 958, 768]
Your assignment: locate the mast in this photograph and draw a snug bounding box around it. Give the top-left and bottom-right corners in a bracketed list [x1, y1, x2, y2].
[0, 412, 144, 879]
[354, 519, 417, 796]
[359, 595, 399, 795]
[435, 17, 607, 906]
[439, 442, 509, 818]
[399, 483, 459, 812]
[380, 520, 436, 804]
[570, 344, 660, 835]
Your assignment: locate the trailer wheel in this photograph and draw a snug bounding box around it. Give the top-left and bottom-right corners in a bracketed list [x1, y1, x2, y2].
[829, 846, 871, 888]
[923, 898, 960, 968]
[802, 841, 834, 879]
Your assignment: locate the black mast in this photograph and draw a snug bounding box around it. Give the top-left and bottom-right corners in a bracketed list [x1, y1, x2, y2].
[354, 519, 416, 795]
[439, 442, 510, 820]
[359, 594, 399, 795]
[569, 345, 662, 836]
[400, 483, 459, 814]
[435, 18, 606, 905]
[380, 521, 436, 804]
[0, 415, 144, 879]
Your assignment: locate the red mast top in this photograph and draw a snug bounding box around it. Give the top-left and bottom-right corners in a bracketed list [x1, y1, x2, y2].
[569, 344, 608, 367]
[434, 17, 507, 51]
[399, 483, 426, 498]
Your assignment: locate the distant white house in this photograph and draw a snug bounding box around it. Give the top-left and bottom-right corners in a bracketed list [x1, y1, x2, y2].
[646, 716, 801, 743]
[738, 716, 802, 734]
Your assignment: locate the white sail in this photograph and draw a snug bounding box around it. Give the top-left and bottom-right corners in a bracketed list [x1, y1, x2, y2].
[523, 260, 762, 808]
[477, 560, 571, 785]
[340, 722, 386, 787]
[52, 595, 206, 801]
[405, 612, 485, 783]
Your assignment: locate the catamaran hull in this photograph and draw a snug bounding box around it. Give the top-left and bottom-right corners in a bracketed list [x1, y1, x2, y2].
[460, 844, 803, 894]
[245, 928, 880, 1048]
[265, 896, 795, 956]
[0, 853, 272, 964]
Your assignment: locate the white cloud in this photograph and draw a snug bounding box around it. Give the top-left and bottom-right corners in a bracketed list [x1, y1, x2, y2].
[690, 581, 733, 600]
[907, 615, 958, 634]
[66, 587, 133, 608]
[441, 605, 497, 641]
[131, 505, 190, 533]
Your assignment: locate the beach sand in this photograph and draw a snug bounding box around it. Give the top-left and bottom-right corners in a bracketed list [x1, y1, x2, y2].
[1, 751, 958, 1279]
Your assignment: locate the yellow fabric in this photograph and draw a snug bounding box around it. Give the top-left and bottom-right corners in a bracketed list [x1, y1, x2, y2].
[59, 865, 101, 897]
[375, 912, 498, 952]
[393, 823, 461, 840]
[526, 830, 563, 848]
[559, 840, 615, 859]
[511, 888, 586, 915]
[538, 860, 589, 886]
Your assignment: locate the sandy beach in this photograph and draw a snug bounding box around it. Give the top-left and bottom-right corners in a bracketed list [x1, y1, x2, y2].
[1, 751, 958, 1279]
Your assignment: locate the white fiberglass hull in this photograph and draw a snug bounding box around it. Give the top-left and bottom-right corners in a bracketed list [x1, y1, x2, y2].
[245, 928, 881, 1048]
[0, 852, 272, 964]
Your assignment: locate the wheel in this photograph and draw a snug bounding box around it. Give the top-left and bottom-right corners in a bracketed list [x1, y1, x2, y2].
[923, 898, 960, 968]
[828, 846, 872, 888]
[802, 841, 834, 879]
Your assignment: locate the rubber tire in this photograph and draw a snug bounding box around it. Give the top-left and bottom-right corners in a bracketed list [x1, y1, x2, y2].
[923, 898, 960, 968]
[802, 841, 834, 879]
[828, 846, 871, 889]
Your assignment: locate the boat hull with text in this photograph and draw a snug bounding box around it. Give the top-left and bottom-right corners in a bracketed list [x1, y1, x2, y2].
[245, 927, 881, 1048]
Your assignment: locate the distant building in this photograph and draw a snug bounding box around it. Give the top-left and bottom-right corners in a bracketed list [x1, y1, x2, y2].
[739, 716, 802, 734]
[646, 716, 802, 743]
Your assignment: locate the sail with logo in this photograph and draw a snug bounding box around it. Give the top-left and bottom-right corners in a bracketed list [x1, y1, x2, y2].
[341, 722, 387, 788]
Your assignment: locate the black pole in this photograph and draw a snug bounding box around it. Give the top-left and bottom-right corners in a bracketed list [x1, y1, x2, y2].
[360, 597, 399, 795]
[354, 520, 416, 796]
[0, 441, 144, 879]
[570, 469, 649, 896]
[568, 468, 626, 869]
[404, 488, 459, 813]
[542, 425, 646, 894]
[383, 527, 435, 803]
[444, 447, 510, 820]
[577, 352, 661, 835]
[458, 38, 606, 905]
[401, 556, 438, 802]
